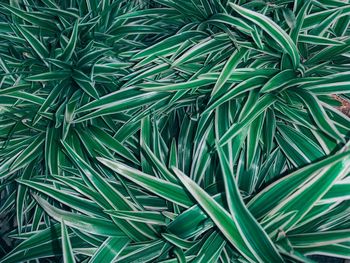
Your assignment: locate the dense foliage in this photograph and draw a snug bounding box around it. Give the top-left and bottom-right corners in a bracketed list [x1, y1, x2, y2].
[1, 0, 350, 262]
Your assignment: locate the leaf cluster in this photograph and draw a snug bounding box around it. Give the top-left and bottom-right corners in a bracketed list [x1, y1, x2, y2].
[1, 0, 350, 262]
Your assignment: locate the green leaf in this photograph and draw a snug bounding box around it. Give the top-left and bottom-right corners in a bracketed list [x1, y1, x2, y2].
[219, 94, 275, 146]
[133, 31, 206, 59]
[295, 90, 344, 142]
[141, 78, 213, 92]
[17, 179, 103, 217]
[142, 143, 177, 183]
[211, 47, 248, 97]
[260, 69, 296, 93]
[60, 20, 79, 61]
[204, 75, 267, 114]
[97, 157, 194, 208]
[298, 34, 345, 46]
[230, 4, 300, 69]
[216, 143, 284, 263]
[72, 70, 99, 99]
[248, 149, 350, 219]
[172, 168, 256, 262]
[34, 195, 124, 236]
[89, 237, 130, 263]
[61, 141, 156, 241]
[290, 1, 311, 43]
[61, 221, 75, 263]
[300, 71, 350, 94]
[161, 233, 196, 250]
[76, 48, 111, 67]
[10, 134, 45, 171]
[26, 71, 71, 82]
[246, 111, 265, 168]
[207, 13, 253, 34]
[75, 91, 166, 122]
[277, 123, 325, 162]
[320, 181, 350, 204]
[287, 230, 350, 248]
[0, 224, 68, 263]
[282, 8, 296, 29]
[262, 145, 350, 233]
[16, 24, 49, 60]
[117, 240, 165, 263]
[1, 3, 57, 30]
[89, 126, 139, 165]
[193, 231, 226, 263]
[297, 244, 350, 260]
[106, 210, 167, 225]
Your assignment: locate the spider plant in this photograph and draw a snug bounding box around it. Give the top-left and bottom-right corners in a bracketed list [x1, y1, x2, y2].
[0, 0, 350, 262]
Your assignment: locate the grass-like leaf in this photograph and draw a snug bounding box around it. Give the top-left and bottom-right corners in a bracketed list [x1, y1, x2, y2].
[1, 1, 350, 262]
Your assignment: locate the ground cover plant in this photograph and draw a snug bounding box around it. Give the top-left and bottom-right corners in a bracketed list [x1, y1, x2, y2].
[0, 0, 350, 262]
